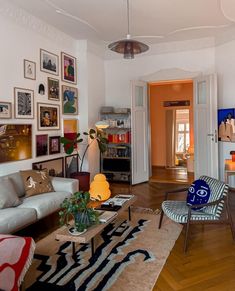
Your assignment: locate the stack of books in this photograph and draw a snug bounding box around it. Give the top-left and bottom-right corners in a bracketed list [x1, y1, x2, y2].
[98, 211, 118, 223]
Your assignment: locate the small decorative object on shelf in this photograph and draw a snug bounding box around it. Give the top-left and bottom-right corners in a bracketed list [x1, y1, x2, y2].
[99, 108, 132, 183]
[230, 151, 235, 162]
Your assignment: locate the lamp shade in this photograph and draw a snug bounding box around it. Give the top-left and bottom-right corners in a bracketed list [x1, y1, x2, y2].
[89, 174, 111, 201]
[108, 39, 149, 59]
[95, 120, 109, 129]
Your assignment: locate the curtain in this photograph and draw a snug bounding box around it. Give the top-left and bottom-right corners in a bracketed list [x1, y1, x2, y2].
[165, 109, 176, 167]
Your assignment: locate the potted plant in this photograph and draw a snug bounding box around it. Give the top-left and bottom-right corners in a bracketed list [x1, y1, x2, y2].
[60, 128, 108, 191]
[59, 191, 99, 233]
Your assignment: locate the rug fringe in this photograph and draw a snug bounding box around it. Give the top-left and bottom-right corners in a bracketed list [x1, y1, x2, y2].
[18, 239, 36, 287]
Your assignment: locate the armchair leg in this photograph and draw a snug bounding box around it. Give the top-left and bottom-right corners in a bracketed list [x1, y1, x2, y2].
[158, 210, 164, 229]
[226, 198, 235, 241]
[184, 219, 190, 253]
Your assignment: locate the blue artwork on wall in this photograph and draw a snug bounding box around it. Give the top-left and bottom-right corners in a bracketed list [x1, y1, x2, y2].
[218, 108, 235, 142]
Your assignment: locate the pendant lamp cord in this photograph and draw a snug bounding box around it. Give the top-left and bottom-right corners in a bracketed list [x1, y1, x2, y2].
[127, 0, 130, 37]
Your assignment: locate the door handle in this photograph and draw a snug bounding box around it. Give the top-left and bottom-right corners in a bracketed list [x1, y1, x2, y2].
[207, 130, 217, 142]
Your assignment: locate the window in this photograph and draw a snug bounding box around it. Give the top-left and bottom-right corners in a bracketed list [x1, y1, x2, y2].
[175, 110, 190, 153]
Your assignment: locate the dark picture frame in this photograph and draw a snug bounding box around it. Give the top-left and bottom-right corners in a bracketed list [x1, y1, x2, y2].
[49, 136, 61, 154]
[24, 59, 36, 80]
[62, 85, 78, 115]
[37, 103, 60, 130]
[40, 49, 59, 76]
[32, 157, 64, 177]
[0, 102, 12, 119]
[48, 77, 60, 101]
[65, 154, 79, 178]
[36, 134, 48, 157]
[61, 52, 77, 84]
[14, 87, 34, 119]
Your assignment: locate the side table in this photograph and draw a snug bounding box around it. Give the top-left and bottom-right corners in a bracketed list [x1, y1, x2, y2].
[224, 159, 235, 184]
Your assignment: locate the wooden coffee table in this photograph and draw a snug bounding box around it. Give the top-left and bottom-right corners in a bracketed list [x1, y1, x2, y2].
[55, 195, 137, 258]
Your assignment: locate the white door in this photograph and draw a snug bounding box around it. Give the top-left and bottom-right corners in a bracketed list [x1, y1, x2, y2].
[131, 80, 149, 184]
[194, 74, 218, 179]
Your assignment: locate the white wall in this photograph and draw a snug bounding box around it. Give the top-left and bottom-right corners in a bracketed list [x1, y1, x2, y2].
[104, 45, 215, 107]
[0, 2, 105, 177]
[216, 39, 235, 183]
[87, 49, 106, 178]
[76, 42, 106, 177]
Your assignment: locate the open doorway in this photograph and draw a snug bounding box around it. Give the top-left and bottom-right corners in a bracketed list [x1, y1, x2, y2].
[149, 79, 194, 184]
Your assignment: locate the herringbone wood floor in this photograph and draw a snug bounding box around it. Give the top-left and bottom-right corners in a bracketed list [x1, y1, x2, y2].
[112, 181, 235, 291]
[17, 178, 235, 290]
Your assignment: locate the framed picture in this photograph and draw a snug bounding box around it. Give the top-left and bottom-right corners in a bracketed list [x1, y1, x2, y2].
[49, 136, 61, 154]
[24, 59, 36, 80]
[36, 134, 48, 157]
[0, 102, 12, 119]
[63, 119, 78, 149]
[48, 77, 60, 101]
[62, 85, 78, 115]
[37, 103, 60, 130]
[32, 157, 64, 177]
[61, 52, 77, 84]
[0, 124, 32, 163]
[65, 154, 79, 177]
[40, 49, 59, 75]
[218, 108, 235, 142]
[14, 87, 34, 119]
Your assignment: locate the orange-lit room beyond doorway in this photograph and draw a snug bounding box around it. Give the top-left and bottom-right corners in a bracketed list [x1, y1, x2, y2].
[149, 80, 194, 184]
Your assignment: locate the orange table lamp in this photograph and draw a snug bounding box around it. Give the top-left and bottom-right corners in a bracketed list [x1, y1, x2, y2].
[89, 174, 111, 201]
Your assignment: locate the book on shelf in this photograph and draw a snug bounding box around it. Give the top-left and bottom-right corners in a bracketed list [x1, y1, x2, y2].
[97, 210, 118, 223]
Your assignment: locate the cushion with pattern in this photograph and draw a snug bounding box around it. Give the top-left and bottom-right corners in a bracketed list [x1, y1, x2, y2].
[20, 170, 54, 197]
[187, 179, 211, 210]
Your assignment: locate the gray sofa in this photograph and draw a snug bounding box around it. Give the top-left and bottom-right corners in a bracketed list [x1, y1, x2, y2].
[0, 172, 78, 234]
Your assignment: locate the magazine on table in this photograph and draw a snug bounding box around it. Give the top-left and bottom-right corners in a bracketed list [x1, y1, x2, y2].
[101, 194, 134, 207]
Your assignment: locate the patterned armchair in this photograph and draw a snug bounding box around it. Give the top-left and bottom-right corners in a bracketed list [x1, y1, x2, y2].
[158, 176, 235, 252]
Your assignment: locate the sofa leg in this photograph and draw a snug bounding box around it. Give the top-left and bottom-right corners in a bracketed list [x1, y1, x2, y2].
[158, 210, 164, 229]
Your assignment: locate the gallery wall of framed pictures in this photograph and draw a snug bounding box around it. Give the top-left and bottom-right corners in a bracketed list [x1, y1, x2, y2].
[0, 47, 79, 164]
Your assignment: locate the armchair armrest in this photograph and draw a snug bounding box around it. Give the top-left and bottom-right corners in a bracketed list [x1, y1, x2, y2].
[187, 196, 226, 220]
[188, 196, 225, 210]
[164, 187, 189, 200]
[50, 176, 78, 194]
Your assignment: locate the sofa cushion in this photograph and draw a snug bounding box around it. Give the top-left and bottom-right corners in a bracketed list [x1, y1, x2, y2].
[18, 191, 71, 219]
[0, 178, 22, 209]
[0, 208, 37, 234]
[20, 170, 54, 197]
[0, 172, 25, 198]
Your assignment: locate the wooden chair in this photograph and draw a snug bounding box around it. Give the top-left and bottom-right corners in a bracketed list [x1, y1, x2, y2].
[158, 175, 235, 252]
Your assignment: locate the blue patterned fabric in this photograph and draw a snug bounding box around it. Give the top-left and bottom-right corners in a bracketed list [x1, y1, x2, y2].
[187, 179, 211, 210]
[162, 176, 229, 224]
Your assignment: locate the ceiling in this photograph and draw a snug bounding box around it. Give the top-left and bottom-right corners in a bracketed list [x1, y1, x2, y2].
[10, 0, 235, 49]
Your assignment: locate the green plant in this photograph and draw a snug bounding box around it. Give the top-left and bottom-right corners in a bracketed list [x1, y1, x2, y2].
[59, 191, 99, 232]
[60, 128, 108, 172]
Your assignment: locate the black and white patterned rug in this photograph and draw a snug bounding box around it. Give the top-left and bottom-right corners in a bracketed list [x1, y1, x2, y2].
[26, 209, 182, 291]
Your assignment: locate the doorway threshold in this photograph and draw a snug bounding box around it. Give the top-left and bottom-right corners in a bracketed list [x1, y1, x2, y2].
[150, 166, 194, 184]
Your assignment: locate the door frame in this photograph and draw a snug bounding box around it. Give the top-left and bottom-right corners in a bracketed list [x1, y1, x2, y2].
[141, 68, 204, 177]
